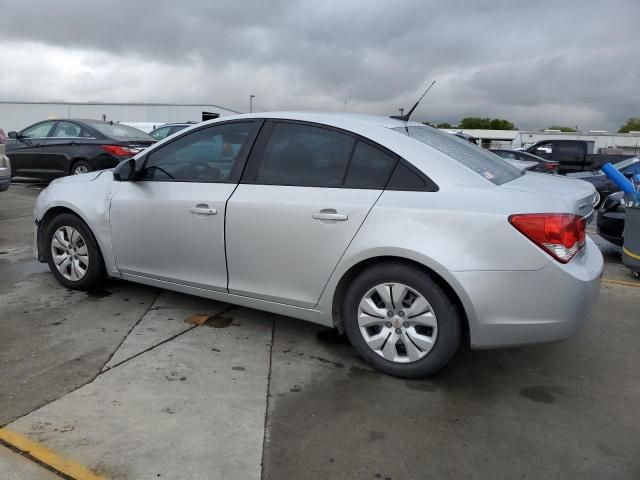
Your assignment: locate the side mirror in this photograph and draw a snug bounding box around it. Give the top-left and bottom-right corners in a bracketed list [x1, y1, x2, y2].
[113, 158, 138, 182]
[8, 131, 18, 139]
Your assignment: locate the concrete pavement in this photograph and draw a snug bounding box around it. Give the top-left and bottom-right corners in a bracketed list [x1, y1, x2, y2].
[1, 183, 639, 479]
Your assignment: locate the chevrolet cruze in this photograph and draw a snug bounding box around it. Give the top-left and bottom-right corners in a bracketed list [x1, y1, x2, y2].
[33, 112, 603, 377]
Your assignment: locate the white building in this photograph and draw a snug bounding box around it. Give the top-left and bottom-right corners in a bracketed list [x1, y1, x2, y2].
[0, 101, 240, 132]
[442, 128, 640, 155]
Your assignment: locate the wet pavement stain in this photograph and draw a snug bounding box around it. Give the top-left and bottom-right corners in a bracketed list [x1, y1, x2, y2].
[86, 289, 112, 299]
[205, 315, 234, 328]
[519, 385, 562, 404]
[232, 366, 245, 371]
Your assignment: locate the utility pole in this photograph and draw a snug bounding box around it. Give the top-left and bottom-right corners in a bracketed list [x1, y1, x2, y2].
[249, 95, 255, 113]
[344, 99, 347, 112]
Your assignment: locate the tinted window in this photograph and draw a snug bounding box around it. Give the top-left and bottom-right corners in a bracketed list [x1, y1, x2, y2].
[255, 123, 355, 187]
[85, 122, 154, 141]
[52, 121, 82, 137]
[393, 126, 522, 185]
[387, 161, 438, 191]
[22, 122, 55, 138]
[141, 122, 254, 182]
[150, 126, 172, 140]
[344, 142, 396, 188]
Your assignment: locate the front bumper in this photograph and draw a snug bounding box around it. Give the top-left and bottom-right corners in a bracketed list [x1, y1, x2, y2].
[452, 238, 603, 349]
[0, 178, 9, 192]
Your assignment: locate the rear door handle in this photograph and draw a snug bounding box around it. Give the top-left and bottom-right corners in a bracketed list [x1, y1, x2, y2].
[189, 204, 217, 216]
[312, 212, 348, 221]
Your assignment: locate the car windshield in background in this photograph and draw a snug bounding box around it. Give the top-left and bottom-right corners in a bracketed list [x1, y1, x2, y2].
[613, 156, 640, 171]
[393, 126, 523, 185]
[87, 122, 154, 141]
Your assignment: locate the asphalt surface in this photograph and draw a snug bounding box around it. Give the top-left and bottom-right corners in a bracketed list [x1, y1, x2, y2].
[1, 183, 639, 480]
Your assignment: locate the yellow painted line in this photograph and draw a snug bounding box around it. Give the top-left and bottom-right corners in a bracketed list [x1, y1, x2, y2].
[602, 278, 640, 288]
[623, 247, 640, 261]
[0, 428, 104, 480]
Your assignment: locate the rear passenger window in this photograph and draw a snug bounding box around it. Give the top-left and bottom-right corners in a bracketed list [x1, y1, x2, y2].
[344, 142, 396, 189]
[387, 162, 438, 191]
[255, 123, 355, 187]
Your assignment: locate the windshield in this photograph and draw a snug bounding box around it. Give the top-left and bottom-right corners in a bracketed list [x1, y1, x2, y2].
[613, 156, 640, 171]
[86, 121, 154, 141]
[392, 126, 522, 185]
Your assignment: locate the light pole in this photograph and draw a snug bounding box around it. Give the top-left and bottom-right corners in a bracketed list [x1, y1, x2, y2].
[249, 95, 255, 113]
[399, 108, 404, 116]
[344, 99, 347, 112]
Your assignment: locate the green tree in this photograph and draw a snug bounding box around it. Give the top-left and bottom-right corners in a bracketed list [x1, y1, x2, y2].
[436, 122, 452, 128]
[548, 125, 577, 132]
[422, 121, 434, 127]
[458, 117, 515, 130]
[618, 118, 640, 133]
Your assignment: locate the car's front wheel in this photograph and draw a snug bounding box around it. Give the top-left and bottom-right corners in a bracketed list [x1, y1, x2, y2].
[44, 213, 104, 290]
[343, 262, 461, 378]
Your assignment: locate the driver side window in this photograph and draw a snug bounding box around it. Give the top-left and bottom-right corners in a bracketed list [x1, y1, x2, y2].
[141, 122, 254, 182]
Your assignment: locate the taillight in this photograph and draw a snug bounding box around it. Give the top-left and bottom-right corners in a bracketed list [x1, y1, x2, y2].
[509, 213, 586, 263]
[101, 145, 137, 157]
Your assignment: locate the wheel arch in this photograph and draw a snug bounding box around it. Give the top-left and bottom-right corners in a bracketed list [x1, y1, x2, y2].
[330, 255, 472, 345]
[37, 205, 106, 272]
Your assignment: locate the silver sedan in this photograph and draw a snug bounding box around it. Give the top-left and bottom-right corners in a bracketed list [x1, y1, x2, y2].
[33, 112, 603, 377]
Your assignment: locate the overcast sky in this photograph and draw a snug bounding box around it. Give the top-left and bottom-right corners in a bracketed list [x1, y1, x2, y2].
[0, 0, 638, 130]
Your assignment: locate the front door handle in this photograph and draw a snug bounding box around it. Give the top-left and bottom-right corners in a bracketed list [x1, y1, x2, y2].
[312, 211, 348, 221]
[189, 204, 217, 216]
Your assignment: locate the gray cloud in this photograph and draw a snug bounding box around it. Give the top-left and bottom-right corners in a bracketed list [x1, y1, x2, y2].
[0, 0, 638, 130]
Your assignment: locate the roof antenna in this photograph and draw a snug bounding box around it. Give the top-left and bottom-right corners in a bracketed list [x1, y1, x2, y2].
[391, 80, 436, 122]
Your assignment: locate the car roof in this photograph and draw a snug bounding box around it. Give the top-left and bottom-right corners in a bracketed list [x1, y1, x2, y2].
[216, 111, 425, 130]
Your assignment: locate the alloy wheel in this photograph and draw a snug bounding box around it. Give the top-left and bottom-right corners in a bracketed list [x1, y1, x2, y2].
[50, 226, 89, 281]
[357, 282, 438, 363]
[73, 165, 89, 175]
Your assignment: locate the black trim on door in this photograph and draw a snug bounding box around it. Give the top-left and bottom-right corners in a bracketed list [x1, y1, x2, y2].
[239, 118, 438, 191]
[138, 119, 264, 184]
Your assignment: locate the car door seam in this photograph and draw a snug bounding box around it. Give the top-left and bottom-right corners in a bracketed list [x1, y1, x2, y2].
[312, 189, 385, 309]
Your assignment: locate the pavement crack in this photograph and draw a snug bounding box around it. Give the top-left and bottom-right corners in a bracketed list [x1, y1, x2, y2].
[99, 289, 161, 372]
[260, 314, 276, 480]
[101, 305, 238, 373]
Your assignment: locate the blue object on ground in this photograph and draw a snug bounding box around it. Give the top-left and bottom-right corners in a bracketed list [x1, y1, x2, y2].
[602, 163, 636, 194]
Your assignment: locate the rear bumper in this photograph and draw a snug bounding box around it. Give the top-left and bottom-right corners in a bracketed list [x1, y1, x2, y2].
[452, 238, 603, 348]
[597, 211, 624, 246]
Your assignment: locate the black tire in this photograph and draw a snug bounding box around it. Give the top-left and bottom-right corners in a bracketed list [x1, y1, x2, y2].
[44, 213, 105, 290]
[70, 160, 92, 175]
[343, 262, 461, 378]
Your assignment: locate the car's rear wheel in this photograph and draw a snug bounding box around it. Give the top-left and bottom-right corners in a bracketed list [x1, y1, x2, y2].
[44, 213, 104, 290]
[343, 262, 461, 378]
[71, 160, 92, 175]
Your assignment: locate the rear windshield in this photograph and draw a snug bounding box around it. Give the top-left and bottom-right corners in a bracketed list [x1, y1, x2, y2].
[86, 122, 154, 141]
[392, 126, 522, 185]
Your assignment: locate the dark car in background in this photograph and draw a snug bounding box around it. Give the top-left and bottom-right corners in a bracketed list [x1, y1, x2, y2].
[6, 119, 156, 180]
[149, 122, 198, 141]
[597, 191, 625, 246]
[491, 149, 560, 174]
[569, 156, 640, 205]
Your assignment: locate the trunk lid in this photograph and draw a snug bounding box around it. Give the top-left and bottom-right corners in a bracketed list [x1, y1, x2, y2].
[502, 172, 598, 217]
